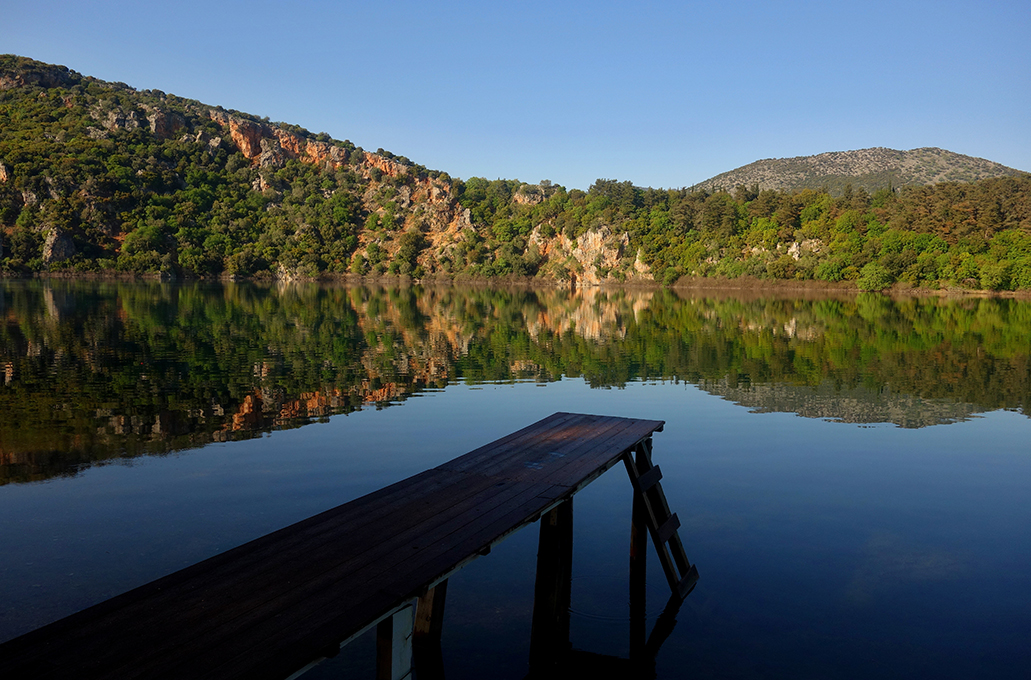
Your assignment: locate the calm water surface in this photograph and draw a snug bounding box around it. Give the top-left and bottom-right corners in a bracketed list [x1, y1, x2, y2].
[1, 281, 1029, 678]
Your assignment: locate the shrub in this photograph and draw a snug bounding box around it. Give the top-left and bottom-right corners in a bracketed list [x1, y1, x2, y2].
[815, 259, 844, 282]
[856, 262, 893, 291]
[766, 254, 797, 280]
[979, 261, 1010, 291]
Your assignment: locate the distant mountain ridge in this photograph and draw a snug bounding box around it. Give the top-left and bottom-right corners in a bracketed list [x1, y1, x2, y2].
[693, 147, 1025, 196]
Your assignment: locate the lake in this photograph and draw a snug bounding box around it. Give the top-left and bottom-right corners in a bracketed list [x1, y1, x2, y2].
[1, 280, 1029, 678]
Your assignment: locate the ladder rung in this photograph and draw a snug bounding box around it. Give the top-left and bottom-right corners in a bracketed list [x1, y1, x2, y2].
[634, 465, 662, 493]
[676, 565, 700, 599]
[656, 512, 680, 544]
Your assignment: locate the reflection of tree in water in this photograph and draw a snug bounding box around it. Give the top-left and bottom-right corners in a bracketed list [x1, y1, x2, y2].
[698, 379, 986, 428]
[1, 281, 1029, 482]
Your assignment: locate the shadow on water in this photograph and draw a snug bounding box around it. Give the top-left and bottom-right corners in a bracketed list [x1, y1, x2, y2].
[386, 589, 687, 680]
[518, 593, 687, 680]
[412, 492, 694, 680]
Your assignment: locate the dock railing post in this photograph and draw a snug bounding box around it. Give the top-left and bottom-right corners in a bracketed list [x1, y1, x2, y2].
[529, 498, 573, 673]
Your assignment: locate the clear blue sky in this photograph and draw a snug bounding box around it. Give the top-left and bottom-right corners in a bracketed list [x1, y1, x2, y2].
[4, 0, 1029, 190]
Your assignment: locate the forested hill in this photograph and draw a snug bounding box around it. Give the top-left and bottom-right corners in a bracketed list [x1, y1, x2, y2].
[693, 147, 1025, 196]
[2, 55, 1031, 291]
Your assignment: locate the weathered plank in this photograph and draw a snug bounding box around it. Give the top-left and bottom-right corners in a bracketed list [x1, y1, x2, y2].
[0, 412, 664, 680]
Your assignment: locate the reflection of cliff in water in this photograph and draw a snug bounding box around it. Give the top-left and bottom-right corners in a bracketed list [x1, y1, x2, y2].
[2, 281, 1029, 483]
[699, 379, 987, 428]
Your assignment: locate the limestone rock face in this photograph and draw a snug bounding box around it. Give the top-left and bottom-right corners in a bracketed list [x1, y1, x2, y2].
[0, 162, 10, 183]
[272, 129, 348, 168]
[259, 138, 286, 168]
[528, 225, 647, 285]
[231, 119, 264, 158]
[207, 111, 263, 158]
[103, 108, 142, 131]
[569, 228, 628, 284]
[207, 110, 351, 170]
[192, 131, 223, 153]
[362, 152, 408, 178]
[146, 109, 185, 139]
[42, 229, 76, 265]
[512, 185, 545, 206]
[787, 239, 823, 260]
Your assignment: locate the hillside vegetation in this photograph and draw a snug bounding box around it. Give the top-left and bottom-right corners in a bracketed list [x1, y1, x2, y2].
[693, 147, 1024, 196]
[2, 55, 1031, 291]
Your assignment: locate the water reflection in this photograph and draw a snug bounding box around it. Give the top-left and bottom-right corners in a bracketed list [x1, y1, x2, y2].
[1, 280, 1028, 483]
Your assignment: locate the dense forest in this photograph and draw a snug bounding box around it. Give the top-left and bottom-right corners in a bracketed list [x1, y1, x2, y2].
[2, 55, 1031, 291]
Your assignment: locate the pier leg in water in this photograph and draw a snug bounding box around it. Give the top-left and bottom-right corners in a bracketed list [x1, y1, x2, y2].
[376, 601, 415, 680]
[529, 498, 574, 674]
[413, 580, 448, 680]
[629, 491, 648, 663]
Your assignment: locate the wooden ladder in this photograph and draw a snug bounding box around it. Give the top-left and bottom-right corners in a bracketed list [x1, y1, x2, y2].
[623, 437, 699, 599]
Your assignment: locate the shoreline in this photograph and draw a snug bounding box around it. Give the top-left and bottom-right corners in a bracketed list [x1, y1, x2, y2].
[4, 269, 1030, 298]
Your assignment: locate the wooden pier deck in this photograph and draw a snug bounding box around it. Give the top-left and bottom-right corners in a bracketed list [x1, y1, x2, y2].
[0, 412, 694, 680]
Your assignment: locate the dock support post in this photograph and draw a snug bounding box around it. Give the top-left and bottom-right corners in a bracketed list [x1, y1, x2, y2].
[414, 579, 448, 642]
[413, 580, 448, 680]
[629, 491, 648, 662]
[529, 498, 573, 673]
[376, 601, 415, 680]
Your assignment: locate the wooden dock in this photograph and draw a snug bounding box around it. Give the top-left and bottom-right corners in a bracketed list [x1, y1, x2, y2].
[0, 412, 697, 679]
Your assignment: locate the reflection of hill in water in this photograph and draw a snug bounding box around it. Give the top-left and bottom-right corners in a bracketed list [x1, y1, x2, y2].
[699, 379, 986, 428]
[2, 282, 1029, 483]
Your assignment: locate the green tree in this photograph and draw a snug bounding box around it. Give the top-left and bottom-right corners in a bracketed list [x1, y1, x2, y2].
[857, 262, 893, 291]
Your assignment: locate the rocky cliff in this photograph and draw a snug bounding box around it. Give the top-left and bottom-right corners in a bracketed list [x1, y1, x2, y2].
[199, 110, 647, 284]
[0, 55, 644, 284]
